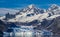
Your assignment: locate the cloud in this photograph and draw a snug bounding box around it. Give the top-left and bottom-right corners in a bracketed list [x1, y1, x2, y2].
[0, 8, 19, 15]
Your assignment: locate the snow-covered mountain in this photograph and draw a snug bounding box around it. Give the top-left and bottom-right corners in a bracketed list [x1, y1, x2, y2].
[7, 4, 60, 23]
[0, 4, 60, 35]
[8, 4, 49, 22]
[47, 4, 60, 15]
[1, 4, 60, 27]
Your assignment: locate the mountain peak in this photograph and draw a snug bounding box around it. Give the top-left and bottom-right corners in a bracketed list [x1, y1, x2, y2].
[51, 4, 59, 7]
[50, 4, 59, 10]
[28, 4, 35, 9]
[48, 4, 59, 11]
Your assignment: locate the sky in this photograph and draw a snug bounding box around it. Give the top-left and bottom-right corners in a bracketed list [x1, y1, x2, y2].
[0, 0, 60, 9]
[0, 0, 60, 16]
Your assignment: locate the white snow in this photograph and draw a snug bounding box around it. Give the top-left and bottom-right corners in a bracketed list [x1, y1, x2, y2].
[6, 4, 60, 23]
[8, 12, 49, 22]
[46, 15, 60, 20]
[28, 4, 34, 9]
[0, 16, 5, 20]
[8, 4, 49, 22]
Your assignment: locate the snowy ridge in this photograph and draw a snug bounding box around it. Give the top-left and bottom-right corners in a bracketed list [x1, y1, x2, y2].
[7, 4, 60, 23]
[48, 4, 60, 15]
[8, 13, 49, 22]
[8, 4, 49, 22]
[1, 4, 60, 23]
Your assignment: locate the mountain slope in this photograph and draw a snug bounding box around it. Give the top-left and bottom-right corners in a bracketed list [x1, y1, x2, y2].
[8, 4, 49, 22]
[1, 4, 60, 27]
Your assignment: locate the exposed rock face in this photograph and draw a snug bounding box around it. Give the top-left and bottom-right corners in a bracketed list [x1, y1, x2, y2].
[46, 16, 60, 37]
[0, 20, 7, 32]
